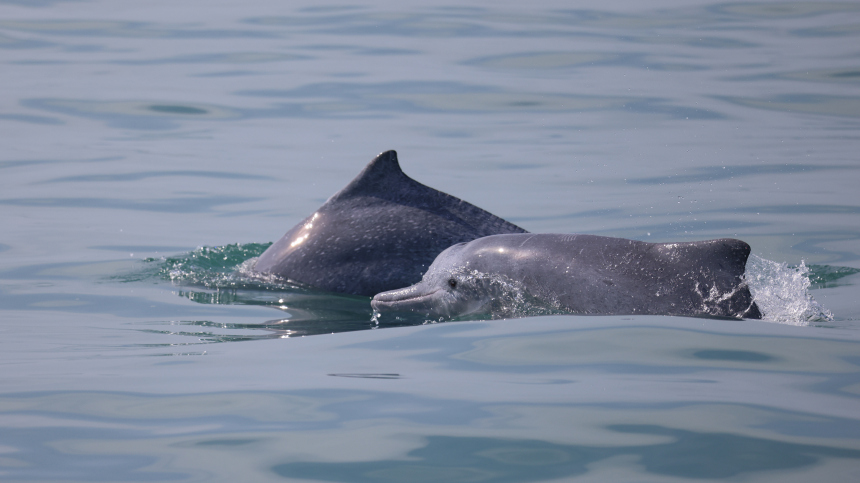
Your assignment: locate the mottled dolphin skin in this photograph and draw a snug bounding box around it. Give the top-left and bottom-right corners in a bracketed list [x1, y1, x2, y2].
[253, 151, 527, 296]
[371, 234, 762, 319]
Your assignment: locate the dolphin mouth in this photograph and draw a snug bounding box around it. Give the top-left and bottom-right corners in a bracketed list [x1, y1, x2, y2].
[371, 287, 443, 313]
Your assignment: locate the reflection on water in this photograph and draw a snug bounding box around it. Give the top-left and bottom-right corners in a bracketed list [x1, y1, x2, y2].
[627, 163, 856, 185]
[717, 94, 860, 118]
[2, 316, 860, 481]
[0, 194, 259, 213]
[124, 244, 430, 337]
[41, 170, 268, 184]
[691, 349, 774, 362]
[22, 98, 240, 130]
[111, 52, 304, 65]
[0, 18, 273, 39]
[24, 81, 725, 130]
[467, 51, 704, 72]
[275, 429, 860, 482]
[795, 22, 860, 37]
[732, 67, 860, 84]
[808, 265, 860, 289]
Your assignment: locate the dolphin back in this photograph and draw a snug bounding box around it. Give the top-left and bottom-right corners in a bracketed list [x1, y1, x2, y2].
[652, 238, 761, 318]
[372, 234, 762, 320]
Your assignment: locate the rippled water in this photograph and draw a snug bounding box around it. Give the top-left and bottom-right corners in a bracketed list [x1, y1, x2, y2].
[2, 0, 860, 481]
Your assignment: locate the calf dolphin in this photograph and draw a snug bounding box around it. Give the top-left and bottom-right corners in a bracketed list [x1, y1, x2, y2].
[371, 234, 762, 319]
[253, 151, 527, 296]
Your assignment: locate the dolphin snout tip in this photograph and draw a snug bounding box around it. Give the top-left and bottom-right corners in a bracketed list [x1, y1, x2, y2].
[371, 290, 398, 303]
[371, 286, 441, 314]
[370, 287, 411, 312]
[369, 296, 388, 312]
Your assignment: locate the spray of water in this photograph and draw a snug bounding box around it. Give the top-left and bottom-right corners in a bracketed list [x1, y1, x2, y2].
[745, 255, 833, 326]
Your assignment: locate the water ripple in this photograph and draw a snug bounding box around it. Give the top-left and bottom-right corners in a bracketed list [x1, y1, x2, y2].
[0, 195, 260, 213]
[0, 19, 276, 39]
[716, 94, 860, 118]
[627, 163, 855, 185]
[39, 170, 268, 184]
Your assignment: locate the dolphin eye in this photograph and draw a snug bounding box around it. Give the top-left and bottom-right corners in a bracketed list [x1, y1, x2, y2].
[447, 278, 457, 289]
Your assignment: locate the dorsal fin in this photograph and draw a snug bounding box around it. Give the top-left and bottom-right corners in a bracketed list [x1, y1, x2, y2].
[332, 150, 417, 200]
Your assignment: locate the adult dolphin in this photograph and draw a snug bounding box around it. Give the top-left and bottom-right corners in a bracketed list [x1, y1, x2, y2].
[253, 151, 527, 296]
[371, 234, 762, 319]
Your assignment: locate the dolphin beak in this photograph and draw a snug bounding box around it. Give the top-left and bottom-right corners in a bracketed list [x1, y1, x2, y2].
[371, 286, 441, 314]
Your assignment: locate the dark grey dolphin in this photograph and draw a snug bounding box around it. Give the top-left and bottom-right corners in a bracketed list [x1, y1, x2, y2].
[253, 151, 527, 296]
[371, 234, 762, 319]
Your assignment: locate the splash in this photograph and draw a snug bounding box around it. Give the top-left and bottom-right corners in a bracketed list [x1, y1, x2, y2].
[745, 255, 834, 326]
[472, 270, 565, 320]
[159, 242, 270, 287]
[127, 242, 299, 290]
[118, 243, 383, 337]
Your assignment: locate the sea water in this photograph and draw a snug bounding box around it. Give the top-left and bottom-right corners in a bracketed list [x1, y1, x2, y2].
[2, 0, 860, 481]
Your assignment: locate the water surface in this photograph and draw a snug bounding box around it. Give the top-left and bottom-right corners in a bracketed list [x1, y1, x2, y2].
[2, 0, 859, 481]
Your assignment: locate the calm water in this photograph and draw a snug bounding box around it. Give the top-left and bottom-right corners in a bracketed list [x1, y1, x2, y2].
[2, 0, 860, 481]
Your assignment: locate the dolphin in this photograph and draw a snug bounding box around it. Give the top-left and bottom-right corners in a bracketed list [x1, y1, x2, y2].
[253, 151, 527, 296]
[371, 234, 762, 319]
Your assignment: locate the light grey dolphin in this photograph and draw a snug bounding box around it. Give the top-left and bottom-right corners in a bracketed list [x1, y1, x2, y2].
[253, 151, 527, 296]
[371, 234, 762, 319]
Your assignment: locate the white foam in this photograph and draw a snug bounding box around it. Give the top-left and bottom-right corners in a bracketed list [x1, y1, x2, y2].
[746, 255, 833, 326]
